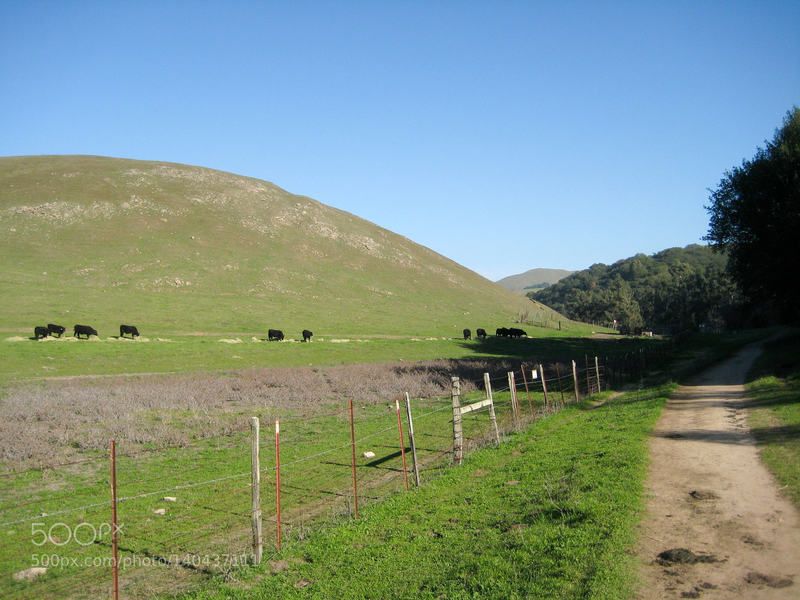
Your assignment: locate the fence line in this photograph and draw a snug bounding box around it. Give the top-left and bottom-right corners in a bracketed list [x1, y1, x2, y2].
[2, 346, 668, 599]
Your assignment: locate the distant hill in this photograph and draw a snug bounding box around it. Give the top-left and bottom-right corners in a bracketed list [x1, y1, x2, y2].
[0, 155, 563, 336]
[531, 245, 741, 334]
[496, 268, 574, 293]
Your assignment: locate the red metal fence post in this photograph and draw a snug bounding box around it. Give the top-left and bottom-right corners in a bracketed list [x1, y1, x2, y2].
[349, 399, 359, 519]
[508, 372, 520, 429]
[395, 399, 409, 491]
[110, 440, 119, 600]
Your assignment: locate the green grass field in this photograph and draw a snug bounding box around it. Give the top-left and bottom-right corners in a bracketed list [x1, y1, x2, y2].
[1, 325, 610, 383]
[3, 330, 772, 600]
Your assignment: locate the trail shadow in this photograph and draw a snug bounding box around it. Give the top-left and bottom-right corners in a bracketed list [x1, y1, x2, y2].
[742, 389, 800, 411]
[751, 424, 800, 445]
[670, 387, 749, 401]
[653, 424, 799, 447]
[653, 428, 755, 446]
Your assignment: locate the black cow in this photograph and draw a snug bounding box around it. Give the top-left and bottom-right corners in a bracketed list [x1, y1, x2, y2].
[74, 324, 98, 339]
[496, 327, 510, 337]
[508, 327, 527, 338]
[34, 326, 48, 340]
[476, 328, 487, 339]
[463, 328, 471, 340]
[120, 324, 140, 338]
[268, 329, 284, 341]
[47, 324, 65, 337]
[302, 329, 313, 342]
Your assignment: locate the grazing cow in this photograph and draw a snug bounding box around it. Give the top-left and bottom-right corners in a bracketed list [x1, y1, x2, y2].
[268, 329, 284, 341]
[73, 324, 98, 339]
[476, 328, 487, 339]
[47, 324, 66, 337]
[463, 328, 471, 340]
[34, 326, 48, 340]
[496, 327, 510, 337]
[302, 329, 313, 342]
[120, 324, 140, 338]
[508, 327, 527, 338]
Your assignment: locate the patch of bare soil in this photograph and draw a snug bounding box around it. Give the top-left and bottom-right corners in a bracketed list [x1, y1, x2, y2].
[636, 344, 800, 599]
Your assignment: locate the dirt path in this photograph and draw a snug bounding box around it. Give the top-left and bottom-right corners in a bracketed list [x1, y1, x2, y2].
[636, 344, 800, 599]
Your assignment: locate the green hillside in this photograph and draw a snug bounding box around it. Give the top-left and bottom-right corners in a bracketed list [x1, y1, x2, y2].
[496, 267, 574, 293]
[0, 155, 559, 338]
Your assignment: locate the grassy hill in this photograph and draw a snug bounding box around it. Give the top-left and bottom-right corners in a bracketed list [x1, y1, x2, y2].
[496, 268, 574, 293]
[0, 155, 561, 338]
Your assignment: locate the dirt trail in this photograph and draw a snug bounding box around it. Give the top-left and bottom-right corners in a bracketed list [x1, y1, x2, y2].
[636, 344, 800, 599]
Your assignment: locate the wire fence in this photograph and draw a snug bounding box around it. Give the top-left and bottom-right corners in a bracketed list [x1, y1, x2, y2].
[1, 346, 664, 599]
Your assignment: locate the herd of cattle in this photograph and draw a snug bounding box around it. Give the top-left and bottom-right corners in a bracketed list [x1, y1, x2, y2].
[267, 329, 314, 342]
[33, 323, 140, 339]
[32, 324, 524, 342]
[462, 327, 527, 340]
[32, 324, 314, 342]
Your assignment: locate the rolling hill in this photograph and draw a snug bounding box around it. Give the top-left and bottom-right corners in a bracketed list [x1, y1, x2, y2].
[496, 268, 574, 293]
[0, 155, 560, 337]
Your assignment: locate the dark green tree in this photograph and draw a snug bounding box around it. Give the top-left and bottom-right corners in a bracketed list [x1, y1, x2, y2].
[705, 107, 800, 323]
[612, 278, 644, 335]
[530, 245, 738, 333]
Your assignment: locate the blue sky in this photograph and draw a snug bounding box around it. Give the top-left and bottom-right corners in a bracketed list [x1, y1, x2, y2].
[2, 1, 798, 280]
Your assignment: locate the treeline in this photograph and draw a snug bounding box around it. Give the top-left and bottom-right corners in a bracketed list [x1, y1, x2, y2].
[529, 245, 742, 334]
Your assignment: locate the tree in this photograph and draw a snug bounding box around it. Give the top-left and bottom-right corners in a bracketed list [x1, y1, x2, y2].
[612, 278, 644, 335]
[705, 107, 800, 323]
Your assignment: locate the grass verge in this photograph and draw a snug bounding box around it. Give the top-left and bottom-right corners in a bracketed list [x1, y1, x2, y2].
[169, 385, 674, 600]
[746, 330, 800, 507]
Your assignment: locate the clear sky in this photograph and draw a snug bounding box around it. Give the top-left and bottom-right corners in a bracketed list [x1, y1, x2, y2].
[2, 1, 798, 280]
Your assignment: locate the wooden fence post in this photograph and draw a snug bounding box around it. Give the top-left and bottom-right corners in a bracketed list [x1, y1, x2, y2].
[538, 363, 549, 409]
[250, 417, 262, 564]
[572, 360, 580, 403]
[404, 393, 420, 487]
[483, 373, 500, 445]
[451, 377, 463, 465]
[275, 419, 281, 552]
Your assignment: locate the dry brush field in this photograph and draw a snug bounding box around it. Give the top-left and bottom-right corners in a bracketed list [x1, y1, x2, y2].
[0, 357, 529, 473]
